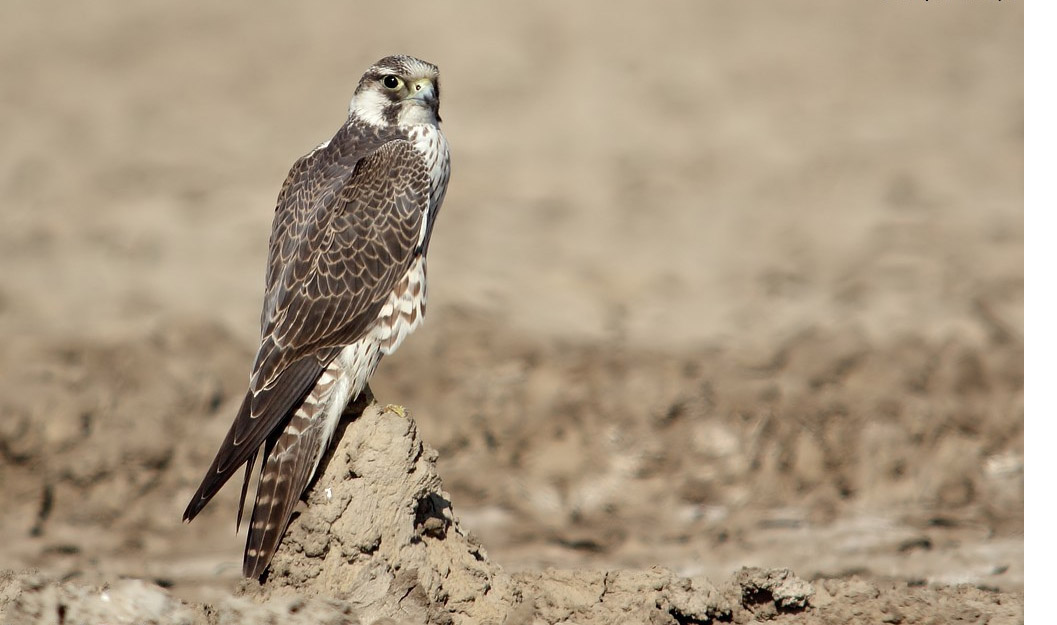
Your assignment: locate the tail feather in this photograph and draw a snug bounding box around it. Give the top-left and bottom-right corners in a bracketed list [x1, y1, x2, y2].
[236, 446, 260, 530]
[243, 407, 325, 579]
[189, 345, 365, 579]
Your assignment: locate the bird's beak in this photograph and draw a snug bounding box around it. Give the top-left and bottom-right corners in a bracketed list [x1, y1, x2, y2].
[408, 78, 439, 115]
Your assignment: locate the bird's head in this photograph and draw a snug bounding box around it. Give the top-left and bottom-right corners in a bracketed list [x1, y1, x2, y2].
[349, 55, 441, 127]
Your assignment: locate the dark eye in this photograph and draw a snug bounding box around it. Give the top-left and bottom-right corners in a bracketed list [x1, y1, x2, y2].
[382, 75, 401, 89]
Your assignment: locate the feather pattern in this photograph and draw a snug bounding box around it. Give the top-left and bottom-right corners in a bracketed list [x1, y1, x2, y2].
[183, 55, 449, 579]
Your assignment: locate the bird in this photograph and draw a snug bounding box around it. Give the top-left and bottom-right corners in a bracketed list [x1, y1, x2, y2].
[182, 55, 450, 579]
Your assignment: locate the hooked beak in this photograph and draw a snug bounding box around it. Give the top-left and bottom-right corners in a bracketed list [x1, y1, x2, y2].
[408, 78, 440, 119]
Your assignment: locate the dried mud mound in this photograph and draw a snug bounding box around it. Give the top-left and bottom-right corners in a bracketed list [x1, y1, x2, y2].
[241, 398, 785, 625]
[0, 400, 1022, 624]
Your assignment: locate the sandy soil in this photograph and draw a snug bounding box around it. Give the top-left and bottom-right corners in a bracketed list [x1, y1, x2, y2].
[0, 1, 1022, 623]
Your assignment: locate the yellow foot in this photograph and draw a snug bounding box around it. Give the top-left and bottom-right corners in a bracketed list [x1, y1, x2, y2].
[384, 404, 407, 418]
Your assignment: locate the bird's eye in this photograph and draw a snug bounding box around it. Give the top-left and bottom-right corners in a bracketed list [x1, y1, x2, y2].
[382, 75, 402, 90]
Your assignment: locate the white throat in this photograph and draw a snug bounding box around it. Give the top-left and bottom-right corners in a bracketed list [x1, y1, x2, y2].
[397, 105, 439, 127]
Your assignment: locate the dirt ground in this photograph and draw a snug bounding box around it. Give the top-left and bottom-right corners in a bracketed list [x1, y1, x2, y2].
[0, 1, 1023, 623]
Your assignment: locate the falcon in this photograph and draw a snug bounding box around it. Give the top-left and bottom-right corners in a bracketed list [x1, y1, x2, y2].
[183, 55, 450, 579]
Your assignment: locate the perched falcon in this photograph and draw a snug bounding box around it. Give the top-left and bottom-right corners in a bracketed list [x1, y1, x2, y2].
[183, 55, 450, 579]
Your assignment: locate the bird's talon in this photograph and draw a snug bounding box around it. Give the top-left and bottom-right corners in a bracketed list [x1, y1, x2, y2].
[385, 404, 407, 418]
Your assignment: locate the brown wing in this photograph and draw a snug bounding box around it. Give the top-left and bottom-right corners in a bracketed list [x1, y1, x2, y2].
[256, 138, 429, 381]
[183, 135, 428, 523]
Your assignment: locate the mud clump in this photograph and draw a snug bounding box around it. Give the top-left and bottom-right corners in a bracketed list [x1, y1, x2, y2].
[242, 398, 754, 624]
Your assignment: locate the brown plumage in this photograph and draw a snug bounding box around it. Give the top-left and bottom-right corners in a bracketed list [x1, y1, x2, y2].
[183, 55, 450, 579]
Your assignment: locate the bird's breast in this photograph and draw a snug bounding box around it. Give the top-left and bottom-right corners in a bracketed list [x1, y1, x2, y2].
[371, 256, 427, 356]
[407, 125, 451, 246]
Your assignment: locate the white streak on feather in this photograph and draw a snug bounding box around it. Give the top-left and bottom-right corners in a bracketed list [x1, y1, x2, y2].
[407, 125, 450, 249]
[374, 257, 427, 356]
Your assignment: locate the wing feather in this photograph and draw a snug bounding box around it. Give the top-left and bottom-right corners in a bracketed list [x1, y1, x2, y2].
[258, 140, 427, 376]
[183, 127, 429, 527]
[183, 354, 324, 522]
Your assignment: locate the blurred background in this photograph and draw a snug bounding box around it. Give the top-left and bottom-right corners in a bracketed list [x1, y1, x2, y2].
[0, 0, 1022, 602]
